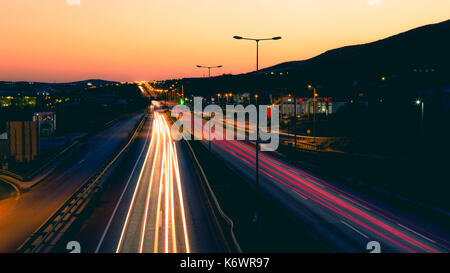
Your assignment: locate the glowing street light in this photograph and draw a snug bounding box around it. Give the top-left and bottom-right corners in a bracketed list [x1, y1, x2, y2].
[233, 36, 282, 71]
[196, 65, 223, 78]
[416, 99, 424, 135]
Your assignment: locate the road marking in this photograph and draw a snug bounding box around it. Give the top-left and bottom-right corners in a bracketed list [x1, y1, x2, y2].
[167, 120, 191, 253]
[94, 115, 152, 253]
[341, 220, 369, 239]
[338, 193, 371, 211]
[138, 113, 162, 253]
[115, 116, 155, 253]
[398, 224, 436, 244]
[164, 120, 170, 253]
[291, 189, 308, 200]
[169, 142, 177, 253]
[153, 154, 164, 253]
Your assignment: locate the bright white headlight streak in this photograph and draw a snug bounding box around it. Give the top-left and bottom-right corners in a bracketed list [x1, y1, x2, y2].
[153, 113, 165, 252]
[170, 138, 177, 253]
[153, 143, 164, 252]
[138, 112, 161, 253]
[117, 112, 190, 253]
[163, 117, 191, 253]
[116, 116, 156, 253]
[164, 114, 170, 253]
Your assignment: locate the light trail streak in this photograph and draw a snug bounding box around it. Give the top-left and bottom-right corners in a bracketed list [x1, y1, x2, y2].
[116, 117, 156, 253]
[216, 139, 438, 252]
[187, 113, 445, 252]
[117, 112, 190, 253]
[164, 115, 191, 253]
[164, 113, 170, 253]
[138, 113, 161, 253]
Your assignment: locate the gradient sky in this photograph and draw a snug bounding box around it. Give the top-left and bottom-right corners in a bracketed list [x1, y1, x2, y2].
[0, 0, 449, 82]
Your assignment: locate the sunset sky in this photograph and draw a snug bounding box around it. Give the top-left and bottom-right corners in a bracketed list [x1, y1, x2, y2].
[0, 0, 449, 82]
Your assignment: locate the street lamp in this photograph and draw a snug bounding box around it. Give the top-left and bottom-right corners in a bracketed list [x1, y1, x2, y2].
[308, 85, 318, 144]
[233, 36, 282, 71]
[234, 35, 281, 187]
[196, 65, 223, 78]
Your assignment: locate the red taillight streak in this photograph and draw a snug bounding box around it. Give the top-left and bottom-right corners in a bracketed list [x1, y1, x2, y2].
[192, 116, 443, 252]
[213, 140, 416, 253]
[229, 140, 449, 250]
[217, 140, 438, 253]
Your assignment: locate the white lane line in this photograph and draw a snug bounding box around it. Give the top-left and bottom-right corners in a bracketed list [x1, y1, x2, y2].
[167, 127, 191, 253]
[116, 117, 156, 253]
[94, 116, 153, 253]
[138, 114, 162, 253]
[341, 220, 369, 239]
[397, 224, 437, 244]
[291, 189, 308, 200]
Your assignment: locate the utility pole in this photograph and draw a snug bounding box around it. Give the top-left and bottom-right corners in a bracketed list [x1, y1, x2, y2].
[255, 94, 259, 188]
[294, 93, 297, 149]
[313, 88, 316, 144]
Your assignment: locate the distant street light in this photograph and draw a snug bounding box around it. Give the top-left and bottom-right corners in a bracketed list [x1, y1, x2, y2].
[233, 35, 281, 187]
[196, 65, 223, 78]
[416, 99, 424, 135]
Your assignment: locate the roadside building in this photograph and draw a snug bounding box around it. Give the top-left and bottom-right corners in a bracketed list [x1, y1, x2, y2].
[33, 112, 56, 136]
[7, 121, 40, 162]
[0, 132, 8, 168]
[280, 96, 346, 118]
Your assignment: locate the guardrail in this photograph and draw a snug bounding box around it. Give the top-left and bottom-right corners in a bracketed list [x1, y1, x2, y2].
[281, 133, 355, 151]
[16, 114, 147, 253]
[184, 139, 242, 253]
[280, 138, 323, 151]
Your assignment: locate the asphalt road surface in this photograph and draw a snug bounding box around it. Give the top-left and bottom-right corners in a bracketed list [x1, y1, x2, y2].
[187, 112, 450, 253]
[0, 114, 143, 252]
[55, 111, 227, 253]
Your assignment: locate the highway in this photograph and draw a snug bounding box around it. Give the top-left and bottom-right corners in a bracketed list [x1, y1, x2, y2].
[190, 112, 450, 253]
[3, 103, 448, 253]
[0, 114, 144, 252]
[54, 110, 227, 253]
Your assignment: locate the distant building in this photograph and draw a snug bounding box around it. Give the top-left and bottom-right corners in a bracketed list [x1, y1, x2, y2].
[7, 121, 40, 163]
[33, 112, 56, 136]
[0, 133, 7, 168]
[280, 96, 346, 117]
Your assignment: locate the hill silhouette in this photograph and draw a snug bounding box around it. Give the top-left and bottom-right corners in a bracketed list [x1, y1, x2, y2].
[179, 19, 450, 99]
[257, 19, 449, 76]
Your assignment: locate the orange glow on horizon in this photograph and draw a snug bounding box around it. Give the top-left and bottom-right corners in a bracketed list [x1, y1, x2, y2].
[0, 0, 449, 82]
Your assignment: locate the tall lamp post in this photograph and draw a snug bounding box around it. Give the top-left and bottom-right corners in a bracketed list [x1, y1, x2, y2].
[308, 85, 318, 144]
[233, 36, 281, 71]
[196, 65, 223, 78]
[233, 35, 281, 187]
